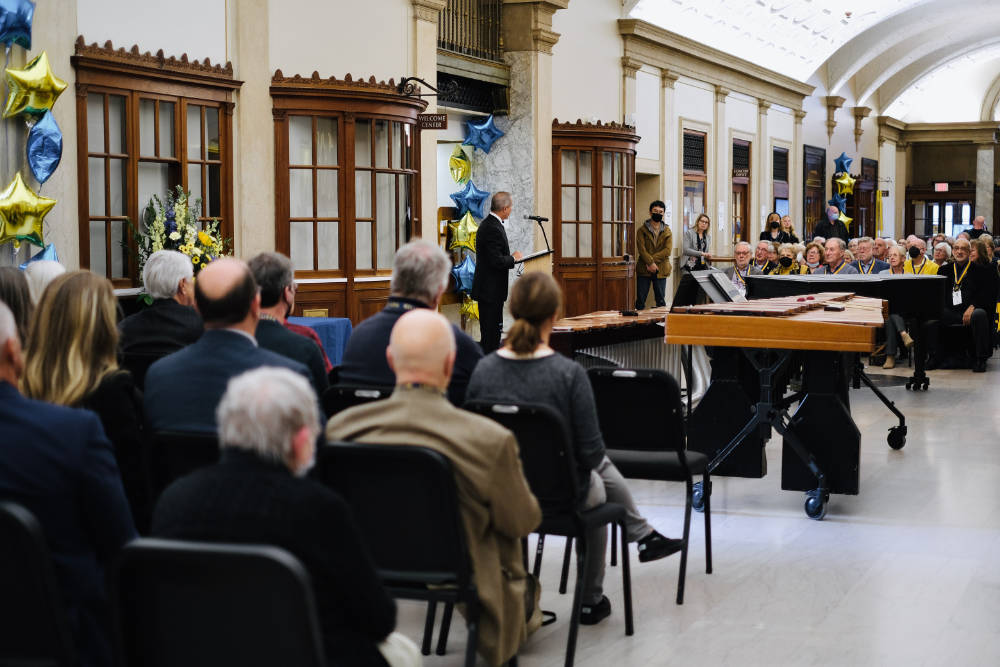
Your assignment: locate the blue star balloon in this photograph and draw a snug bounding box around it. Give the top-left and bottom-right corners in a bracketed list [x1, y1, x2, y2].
[451, 253, 476, 294]
[0, 0, 33, 50]
[833, 151, 853, 175]
[26, 109, 61, 184]
[18, 241, 56, 269]
[449, 180, 490, 219]
[462, 114, 504, 154]
[828, 193, 847, 212]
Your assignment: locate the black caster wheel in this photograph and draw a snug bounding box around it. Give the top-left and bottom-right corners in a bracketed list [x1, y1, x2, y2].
[804, 490, 827, 520]
[887, 425, 907, 450]
[905, 379, 913, 390]
[692, 482, 705, 512]
[921, 379, 929, 390]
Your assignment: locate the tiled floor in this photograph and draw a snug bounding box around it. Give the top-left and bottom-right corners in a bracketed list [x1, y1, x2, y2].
[396, 361, 1000, 666]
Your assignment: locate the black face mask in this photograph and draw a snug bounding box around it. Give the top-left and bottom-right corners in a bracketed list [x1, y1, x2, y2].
[908, 246, 921, 259]
[650, 212, 663, 222]
[770, 221, 780, 229]
[779, 256, 793, 268]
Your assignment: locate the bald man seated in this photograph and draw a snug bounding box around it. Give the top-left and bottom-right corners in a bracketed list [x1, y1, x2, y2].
[144, 257, 314, 434]
[327, 310, 542, 667]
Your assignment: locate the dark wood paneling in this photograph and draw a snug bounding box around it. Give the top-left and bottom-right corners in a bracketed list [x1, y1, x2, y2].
[353, 282, 391, 323]
[558, 273, 596, 317]
[292, 282, 348, 318]
[598, 267, 630, 311]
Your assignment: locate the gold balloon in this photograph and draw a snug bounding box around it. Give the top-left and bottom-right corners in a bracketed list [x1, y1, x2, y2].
[838, 211, 853, 230]
[448, 212, 479, 252]
[4, 52, 68, 119]
[460, 295, 479, 321]
[0, 173, 56, 249]
[449, 145, 471, 184]
[835, 172, 856, 195]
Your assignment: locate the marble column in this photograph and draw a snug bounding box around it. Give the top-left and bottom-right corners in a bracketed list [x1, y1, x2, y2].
[976, 142, 995, 229]
[712, 86, 729, 255]
[661, 70, 679, 289]
[792, 109, 806, 232]
[756, 98, 771, 244]
[622, 57, 641, 123]
[895, 141, 908, 237]
[411, 0, 447, 243]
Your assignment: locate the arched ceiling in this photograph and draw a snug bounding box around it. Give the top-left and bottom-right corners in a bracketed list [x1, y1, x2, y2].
[627, 0, 1000, 122]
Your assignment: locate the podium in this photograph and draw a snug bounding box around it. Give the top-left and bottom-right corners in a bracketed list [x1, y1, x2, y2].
[515, 249, 554, 273]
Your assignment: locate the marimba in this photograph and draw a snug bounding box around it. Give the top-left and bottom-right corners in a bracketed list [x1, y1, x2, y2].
[665, 292, 889, 520]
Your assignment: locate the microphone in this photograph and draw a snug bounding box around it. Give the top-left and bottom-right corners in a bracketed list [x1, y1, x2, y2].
[524, 215, 549, 222]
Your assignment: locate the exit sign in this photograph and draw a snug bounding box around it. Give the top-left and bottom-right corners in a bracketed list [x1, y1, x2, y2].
[934, 182, 949, 192]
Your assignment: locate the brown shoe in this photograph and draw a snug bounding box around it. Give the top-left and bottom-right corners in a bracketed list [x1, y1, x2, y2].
[900, 331, 914, 348]
[882, 355, 896, 369]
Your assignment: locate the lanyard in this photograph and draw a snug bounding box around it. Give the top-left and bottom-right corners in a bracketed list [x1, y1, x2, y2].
[733, 267, 747, 285]
[860, 261, 875, 275]
[830, 261, 847, 275]
[953, 261, 971, 290]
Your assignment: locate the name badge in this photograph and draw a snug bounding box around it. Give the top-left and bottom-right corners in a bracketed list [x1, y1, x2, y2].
[952, 289, 963, 306]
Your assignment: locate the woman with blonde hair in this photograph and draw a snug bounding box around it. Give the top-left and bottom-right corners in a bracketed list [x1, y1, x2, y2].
[674, 213, 712, 306]
[772, 243, 800, 275]
[22, 270, 150, 531]
[466, 272, 680, 625]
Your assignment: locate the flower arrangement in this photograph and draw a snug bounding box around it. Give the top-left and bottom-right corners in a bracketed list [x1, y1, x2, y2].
[133, 185, 229, 281]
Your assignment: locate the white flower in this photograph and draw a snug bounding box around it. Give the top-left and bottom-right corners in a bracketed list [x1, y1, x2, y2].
[169, 231, 181, 241]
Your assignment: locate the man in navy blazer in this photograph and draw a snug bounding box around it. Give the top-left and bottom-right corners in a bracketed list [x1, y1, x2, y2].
[472, 191, 522, 353]
[144, 258, 313, 434]
[0, 301, 136, 667]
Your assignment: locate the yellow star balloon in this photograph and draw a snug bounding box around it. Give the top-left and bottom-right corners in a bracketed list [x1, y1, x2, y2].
[460, 295, 479, 321]
[4, 51, 68, 119]
[835, 172, 856, 195]
[449, 145, 471, 184]
[838, 211, 853, 230]
[448, 211, 479, 252]
[0, 173, 56, 249]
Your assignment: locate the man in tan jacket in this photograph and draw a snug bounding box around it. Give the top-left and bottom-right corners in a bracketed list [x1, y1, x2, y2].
[326, 309, 542, 666]
[635, 199, 673, 309]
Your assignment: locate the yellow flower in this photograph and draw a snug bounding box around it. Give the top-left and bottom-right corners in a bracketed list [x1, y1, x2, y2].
[198, 230, 214, 245]
[192, 255, 200, 264]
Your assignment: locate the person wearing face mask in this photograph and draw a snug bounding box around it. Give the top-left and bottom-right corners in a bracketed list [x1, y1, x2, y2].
[799, 242, 825, 274]
[904, 238, 937, 275]
[760, 212, 791, 243]
[635, 200, 673, 309]
[771, 243, 800, 275]
[473, 191, 523, 353]
[812, 205, 849, 242]
[849, 237, 888, 275]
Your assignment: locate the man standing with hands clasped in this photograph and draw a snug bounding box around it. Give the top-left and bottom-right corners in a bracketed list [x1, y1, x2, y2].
[472, 191, 522, 353]
[635, 200, 672, 310]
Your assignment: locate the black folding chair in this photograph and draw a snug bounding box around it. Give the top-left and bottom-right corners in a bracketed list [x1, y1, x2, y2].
[120, 350, 165, 391]
[587, 368, 712, 604]
[113, 538, 326, 667]
[315, 442, 485, 667]
[465, 401, 633, 667]
[149, 431, 219, 500]
[0, 501, 76, 667]
[320, 384, 392, 418]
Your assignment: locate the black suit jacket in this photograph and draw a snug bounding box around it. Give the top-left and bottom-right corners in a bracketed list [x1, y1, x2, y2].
[938, 260, 996, 313]
[118, 299, 204, 356]
[338, 297, 483, 404]
[152, 451, 395, 667]
[472, 214, 515, 304]
[144, 329, 313, 433]
[812, 218, 849, 241]
[255, 319, 330, 397]
[0, 381, 136, 667]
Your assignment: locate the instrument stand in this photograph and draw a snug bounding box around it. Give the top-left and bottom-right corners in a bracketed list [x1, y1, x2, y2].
[905, 319, 931, 391]
[691, 349, 831, 520]
[852, 356, 907, 450]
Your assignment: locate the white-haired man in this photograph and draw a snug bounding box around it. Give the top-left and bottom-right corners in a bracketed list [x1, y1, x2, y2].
[849, 236, 888, 275]
[118, 249, 203, 385]
[724, 241, 761, 296]
[152, 367, 420, 666]
[816, 237, 859, 274]
[339, 240, 483, 404]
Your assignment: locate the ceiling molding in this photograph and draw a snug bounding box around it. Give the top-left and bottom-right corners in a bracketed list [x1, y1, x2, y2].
[878, 116, 1000, 146]
[980, 73, 1000, 121]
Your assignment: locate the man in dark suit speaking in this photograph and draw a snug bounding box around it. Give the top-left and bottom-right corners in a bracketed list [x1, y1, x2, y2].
[472, 191, 522, 353]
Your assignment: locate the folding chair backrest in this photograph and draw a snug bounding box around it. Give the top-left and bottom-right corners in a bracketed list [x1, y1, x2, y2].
[150, 431, 220, 499]
[321, 384, 392, 418]
[587, 368, 686, 452]
[463, 401, 581, 514]
[0, 501, 76, 667]
[315, 443, 470, 586]
[114, 539, 326, 667]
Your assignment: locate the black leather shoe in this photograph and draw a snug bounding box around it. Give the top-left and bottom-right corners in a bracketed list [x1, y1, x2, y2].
[579, 596, 611, 625]
[637, 531, 684, 562]
[973, 359, 987, 373]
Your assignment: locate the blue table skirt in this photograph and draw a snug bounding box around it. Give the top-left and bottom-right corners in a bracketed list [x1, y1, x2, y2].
[287, 316, 353, 366]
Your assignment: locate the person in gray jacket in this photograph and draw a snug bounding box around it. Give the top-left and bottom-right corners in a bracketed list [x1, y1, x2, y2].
[673, 213, 713, 306]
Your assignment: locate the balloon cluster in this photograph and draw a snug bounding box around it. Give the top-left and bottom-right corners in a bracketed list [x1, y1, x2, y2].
[0, 4, 64, 255]
[829, 152, 855, 230]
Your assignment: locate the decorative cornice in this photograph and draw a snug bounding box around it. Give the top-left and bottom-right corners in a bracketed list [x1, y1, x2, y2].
[72, 36, 239, 87]
[822, 96, 846, 143]
[622, 57, 643, 79]
[532, 28, 560, 54]
[661, 69, 678, 89]
[758, 98, 771, 113]
[715, 85, 730, 103]
[270, 70, 428, 111]
[793, 109, 807, 123]
[501, 0, 568, 54]
[411, 0, 447, 23]
[877, 115, 1000, 147]
[552, 118, 641, 144]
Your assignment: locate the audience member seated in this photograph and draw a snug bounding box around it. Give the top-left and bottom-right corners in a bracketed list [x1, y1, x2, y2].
[772, 243, 800, 275]
[799, 242, 825, 274]
[724, 241, 761, 296]
[144, 257, 312, 433]
[465, 272, 682, 627]
[815, 238, 858, 274]
[0, 301, 136, 667]
[933, 242, 951, 267]
[0, 266, 31, 344]
[153, 367, 419, 667]
[968, 215, 990, 240]
[752, 240, 776, 274]
[873, 237, 890, 262]
[760, 212, 792, 244]
[904, 238, 936, 274]
[878, 247, 913, 369]
[879, 245, 907, 276]
[339, 240, 483, 404]
[118, 250, 204, 386]
[286, 320, 333, 373]
[850, 236, 889, 275]
[848, 238, 859, 256]
[22, 271, 151, 532]
[248, 252, 329, 397]
[23, 259, 65, 305]
[813, 205, 848, 241]
[926, 239, 993, 372]
[327, 309, 541, 666]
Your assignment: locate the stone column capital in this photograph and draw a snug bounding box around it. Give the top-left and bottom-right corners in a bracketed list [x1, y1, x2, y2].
[793, 109, 807, 123]
[715, 85, 730, 103]
[661, 69, 678, 89]
[758, 98, 771, 114]
[622, 57, 643, 79]
[502, 0, 569, 53]
[411, 0, 447, 23]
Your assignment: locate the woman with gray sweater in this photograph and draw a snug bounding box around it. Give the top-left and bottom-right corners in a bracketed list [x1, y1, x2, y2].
[674, 213, 713, 306]
[465, 272, 680, 626]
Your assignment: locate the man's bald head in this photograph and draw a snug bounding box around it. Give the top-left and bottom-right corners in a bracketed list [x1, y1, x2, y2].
[387, 309, 456, 389]
[194, 257, 260, 329]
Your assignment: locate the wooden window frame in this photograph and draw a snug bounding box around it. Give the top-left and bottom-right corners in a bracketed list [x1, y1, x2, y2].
[72, 37, 240, 287]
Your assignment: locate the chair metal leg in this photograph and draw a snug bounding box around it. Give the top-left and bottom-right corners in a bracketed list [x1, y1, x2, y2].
[703, 472, 713, 574]
[676, 479, 693, 605]
[610, 522, 618, 567]
[522, 536, 529, 570]
[565, 537, 589, 667]
[464, 601, 480, 667]
[421, 600, 437, 655]
[436, 601, 454, 655]
[533, 534, 546, 579]
[559, 537, 573, 594]
[619, 520, 634, 636]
